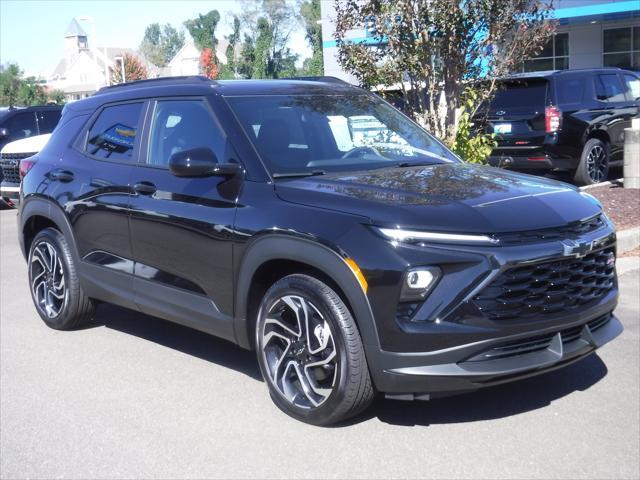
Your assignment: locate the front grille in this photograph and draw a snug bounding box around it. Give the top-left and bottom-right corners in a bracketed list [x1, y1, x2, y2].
[474, 247, 615, 321]
[0, 152, 33, 184]
[467, 314, 611, 362]
[494, 215, 606, 245]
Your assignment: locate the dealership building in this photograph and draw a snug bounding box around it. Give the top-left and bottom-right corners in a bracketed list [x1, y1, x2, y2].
[320, 0, 640, 83]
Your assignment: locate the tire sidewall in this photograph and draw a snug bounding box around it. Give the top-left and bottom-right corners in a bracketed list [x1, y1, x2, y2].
[255, 275, 354, 425]
[28, 228, 74, 329]
[577, 138, 609, 185]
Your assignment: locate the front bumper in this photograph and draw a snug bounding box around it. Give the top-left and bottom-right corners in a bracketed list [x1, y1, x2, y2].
[369, 311, 622, 398]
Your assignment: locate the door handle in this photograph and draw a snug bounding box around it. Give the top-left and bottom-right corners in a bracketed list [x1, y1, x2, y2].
[49, 169, 74, 182]
[133, 181, 156, 195]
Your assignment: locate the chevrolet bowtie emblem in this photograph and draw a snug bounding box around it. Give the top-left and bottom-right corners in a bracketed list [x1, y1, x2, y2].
[562, 239, 594, 257]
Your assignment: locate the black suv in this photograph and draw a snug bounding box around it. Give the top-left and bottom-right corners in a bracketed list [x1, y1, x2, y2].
[484, 68, 639, 185]
[0, 105, 63, 207]
[18, 77, 622, 425]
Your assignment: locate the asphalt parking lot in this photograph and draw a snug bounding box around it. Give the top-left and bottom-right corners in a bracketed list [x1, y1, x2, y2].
[1, 209, 639, 480]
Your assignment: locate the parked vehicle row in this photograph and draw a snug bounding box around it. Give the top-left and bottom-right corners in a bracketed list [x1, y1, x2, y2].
[18, 76, 622, 425]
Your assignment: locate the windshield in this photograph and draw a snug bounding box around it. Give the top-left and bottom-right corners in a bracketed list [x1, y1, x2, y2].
[225, 94, 459, 176]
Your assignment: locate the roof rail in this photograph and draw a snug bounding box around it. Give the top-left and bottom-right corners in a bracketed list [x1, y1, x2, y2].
[95, 75, 213, 95]
[281, 76, 350, 84]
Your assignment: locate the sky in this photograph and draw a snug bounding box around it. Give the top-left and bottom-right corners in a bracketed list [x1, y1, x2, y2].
[0, 0, 313, 77]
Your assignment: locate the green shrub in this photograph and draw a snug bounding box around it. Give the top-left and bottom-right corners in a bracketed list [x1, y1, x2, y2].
[447, 88, 497, 165]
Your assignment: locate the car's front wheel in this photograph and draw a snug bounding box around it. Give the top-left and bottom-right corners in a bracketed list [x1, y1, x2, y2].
[256, 274, 374, 425]
[28, 227, 95, 330]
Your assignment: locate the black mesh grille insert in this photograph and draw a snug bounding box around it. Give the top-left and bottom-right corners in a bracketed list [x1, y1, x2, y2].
[0, 152, 33, 184]
[474, 248, 615, 321]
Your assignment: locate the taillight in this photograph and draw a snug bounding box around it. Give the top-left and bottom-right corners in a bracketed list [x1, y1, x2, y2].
[19, 158, 36, 179]
[545, 106, 561, 133]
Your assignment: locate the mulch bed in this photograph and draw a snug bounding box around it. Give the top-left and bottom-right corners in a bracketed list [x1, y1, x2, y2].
[587, 184, 640, 231]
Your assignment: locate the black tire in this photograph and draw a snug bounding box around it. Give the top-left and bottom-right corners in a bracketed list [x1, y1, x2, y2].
[574, 138, 610, 186]
[0, 198, 13, 210]
[28, 227, 95, 330]
[255, 274, 374, 425]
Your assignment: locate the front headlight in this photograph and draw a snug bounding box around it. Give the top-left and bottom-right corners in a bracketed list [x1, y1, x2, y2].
[377, 227, 499, 246]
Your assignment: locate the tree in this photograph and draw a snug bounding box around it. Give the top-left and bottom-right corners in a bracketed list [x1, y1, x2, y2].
[200, 48, 220, 79]
[48, 89, 66, 105]
[184, 10, 221, 55]
[299, 0, 323, 75]
[110, 53, 148, 84]
[236, 0, 300, 79]
[0, 63, 23, 107]
[19, 77, 48, 106]
[139, 23, 185, 67]
[334, 0, 555, 142]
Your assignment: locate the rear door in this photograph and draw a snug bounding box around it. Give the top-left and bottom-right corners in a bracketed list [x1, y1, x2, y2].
[128, 97, 238, 341]
[63, 100, 146, 307]
[485, 78, 549, 148]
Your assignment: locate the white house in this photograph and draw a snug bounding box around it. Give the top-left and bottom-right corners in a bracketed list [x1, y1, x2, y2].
[48, 19, 147, 101]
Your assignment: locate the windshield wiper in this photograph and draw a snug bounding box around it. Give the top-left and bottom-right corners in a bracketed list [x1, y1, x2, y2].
[396, 161, 441, 168]
[272, 170, 326, 179]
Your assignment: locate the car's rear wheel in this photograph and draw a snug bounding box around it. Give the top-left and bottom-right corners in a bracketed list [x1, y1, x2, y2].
[28, 228, 95, 330]
[256, 274, 374, 425]
[574, 138, 609, 185]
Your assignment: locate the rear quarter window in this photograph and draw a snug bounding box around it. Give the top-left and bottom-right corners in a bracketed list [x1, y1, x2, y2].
[85, 102, 144, 161]
[556, 77, 586, 105]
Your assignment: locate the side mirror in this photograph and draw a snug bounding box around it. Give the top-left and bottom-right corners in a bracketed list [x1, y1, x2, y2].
[0, 128, 9, 139]
[168, 147, 241, 178]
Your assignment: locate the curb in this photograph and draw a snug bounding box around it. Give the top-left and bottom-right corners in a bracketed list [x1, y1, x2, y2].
[617, 256, 640, 276]
[579, 178, 623, 191]
[617, 227, 640, 254]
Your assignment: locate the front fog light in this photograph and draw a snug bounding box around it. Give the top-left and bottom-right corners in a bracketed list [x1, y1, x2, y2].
[400, 267, 441, 301]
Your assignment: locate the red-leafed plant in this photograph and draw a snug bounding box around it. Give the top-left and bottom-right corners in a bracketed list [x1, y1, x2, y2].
[200, 48, 219, 79]
[110, 53, 148, 84]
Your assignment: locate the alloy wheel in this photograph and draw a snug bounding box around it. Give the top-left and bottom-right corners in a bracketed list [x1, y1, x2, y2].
[260, 295, 338, 409]
[586, 144, 607, 183]
[30, 241, 66, 318]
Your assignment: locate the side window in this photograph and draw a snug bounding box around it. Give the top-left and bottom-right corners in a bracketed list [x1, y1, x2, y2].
[147, 99, 225, 167]
[595, 74, 626, 103]
[556, 77, 585, 105]
[4, 112, 38, 141]
[37, 110, 62, 134]
[86, 102, 143, 161]
[623, 74, 640, 101]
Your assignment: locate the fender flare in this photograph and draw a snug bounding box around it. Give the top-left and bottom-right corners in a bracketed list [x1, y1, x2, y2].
[19, 196, 80, 262]
[233, 234, 380, 350]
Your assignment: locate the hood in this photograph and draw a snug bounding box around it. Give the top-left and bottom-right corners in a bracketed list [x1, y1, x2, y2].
[1, 133, 52, 155]
[274, 163, 600, 233]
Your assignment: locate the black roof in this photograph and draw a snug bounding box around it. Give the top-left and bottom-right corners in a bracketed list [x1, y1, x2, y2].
[502, 67, 637, 80]
[66, 76, 364, 113]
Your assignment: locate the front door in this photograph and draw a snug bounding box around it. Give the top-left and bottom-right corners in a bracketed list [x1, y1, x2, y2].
[128, 97, 239, 341]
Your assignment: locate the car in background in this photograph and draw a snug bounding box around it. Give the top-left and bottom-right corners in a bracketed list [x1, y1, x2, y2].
[482, 68, 640, 185]
[0, 134, 52, 208]
[0, 105, 62, 150]
[0, 105, 62, 208]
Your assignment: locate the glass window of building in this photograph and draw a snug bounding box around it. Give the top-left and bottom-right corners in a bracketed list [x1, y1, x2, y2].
[603, 27, 640, 69]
